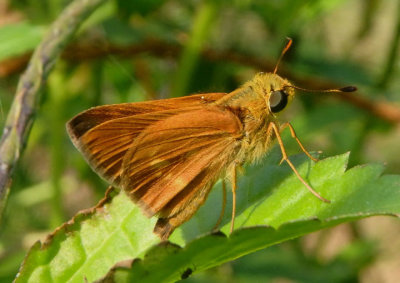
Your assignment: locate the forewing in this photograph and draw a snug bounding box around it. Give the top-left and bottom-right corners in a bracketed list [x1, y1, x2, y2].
[67, 93, 226, 139]
[66, 93, 226, 186]
[121, 106, 243, 218]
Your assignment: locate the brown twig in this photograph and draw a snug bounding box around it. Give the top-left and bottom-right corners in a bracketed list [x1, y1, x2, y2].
[0, 0, 108, 219]
[3, 38, 400, 124]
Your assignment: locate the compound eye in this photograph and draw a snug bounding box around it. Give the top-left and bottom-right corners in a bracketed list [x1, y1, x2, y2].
[269, 90, 288, 113]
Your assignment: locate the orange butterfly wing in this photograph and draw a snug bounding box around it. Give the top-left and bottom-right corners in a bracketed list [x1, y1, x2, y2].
[66, 93, 226, 186]
[67, 93, 225, 139]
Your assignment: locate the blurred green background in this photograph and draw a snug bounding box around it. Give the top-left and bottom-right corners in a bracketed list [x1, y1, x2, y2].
[1, 0, 400, 282]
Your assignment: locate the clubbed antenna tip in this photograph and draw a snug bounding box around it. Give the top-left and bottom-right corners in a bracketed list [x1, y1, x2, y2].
[339, 86, 357, 92]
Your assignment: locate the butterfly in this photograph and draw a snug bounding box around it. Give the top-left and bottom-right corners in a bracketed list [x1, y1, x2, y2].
[67, 39, 356, 240]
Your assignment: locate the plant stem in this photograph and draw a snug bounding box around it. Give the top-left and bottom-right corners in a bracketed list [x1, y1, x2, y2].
[48, 68, 67, 227]
[376, 0, 400, 89]
[0, 0, 109, 221]
[171, 1, 219, 98]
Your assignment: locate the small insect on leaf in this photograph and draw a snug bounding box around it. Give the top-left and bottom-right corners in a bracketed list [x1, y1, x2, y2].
[67, 39, 357, 240]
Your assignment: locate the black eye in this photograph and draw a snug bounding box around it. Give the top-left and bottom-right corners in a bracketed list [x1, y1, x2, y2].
[269, 90, 288, 113]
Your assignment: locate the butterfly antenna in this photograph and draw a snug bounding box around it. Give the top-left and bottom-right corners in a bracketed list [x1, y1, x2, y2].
[288, 85, 357, 93]
[273, 37, 293, 74]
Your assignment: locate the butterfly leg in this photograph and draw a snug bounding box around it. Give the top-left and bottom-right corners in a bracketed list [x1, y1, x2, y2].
[230, 165, 237, 233]
[213, 180, 227, 231]
[279, 122, 318, 164]
[268, 122, 330, 203]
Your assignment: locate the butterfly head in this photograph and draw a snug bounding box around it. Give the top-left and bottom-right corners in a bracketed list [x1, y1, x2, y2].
[248, 72, 295, 116]
[249, 71, 357, 116]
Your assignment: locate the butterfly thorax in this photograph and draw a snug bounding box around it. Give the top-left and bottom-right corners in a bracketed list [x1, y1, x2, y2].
[230, 101, 276, 165]
[218, 72, 294, 165]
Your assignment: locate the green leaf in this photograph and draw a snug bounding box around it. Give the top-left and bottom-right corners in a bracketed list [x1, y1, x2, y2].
[0, 22, 45, 62]
[15, 149, 400, 282]
[226, 241, 375, 283]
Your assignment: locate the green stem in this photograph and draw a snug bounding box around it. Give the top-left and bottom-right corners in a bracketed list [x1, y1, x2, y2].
[376, 0, 400, 89]
[357, 0, 380, 39]
[0, 0, 108, 221]
[48, 69, 67, 227]
[171, 1, 219, 98]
